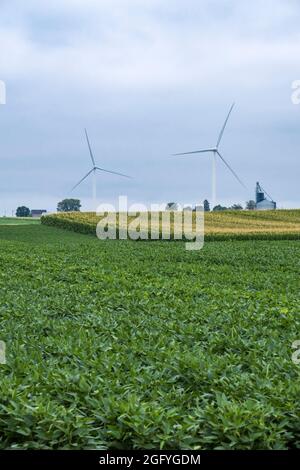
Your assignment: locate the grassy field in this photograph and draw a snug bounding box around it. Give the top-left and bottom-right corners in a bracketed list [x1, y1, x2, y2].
[42, 209, 300, 241]
[0, 224, 299, 449]
[0, 217, 40, 225]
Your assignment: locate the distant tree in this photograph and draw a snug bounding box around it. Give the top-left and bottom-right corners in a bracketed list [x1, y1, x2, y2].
[213, 205, 228, 212]
[230, 204, 243, 210]
[246, 200, 256, 210]
[165, 202, 178, 211]
[16, 206, 30, 217]
[57, 199, 81, 212]
[203, 200, 210, 212]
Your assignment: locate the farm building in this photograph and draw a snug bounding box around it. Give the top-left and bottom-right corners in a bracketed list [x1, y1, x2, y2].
[255, 182, 276, 210]
[31, 210, 47, 218]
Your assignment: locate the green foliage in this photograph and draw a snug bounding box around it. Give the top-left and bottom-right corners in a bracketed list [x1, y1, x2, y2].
[230, 204, 243, 210]
[165, 202, 178, 211]
[246, 200, 256, 210]
[213, 205, 228, 211]
[203, 200, 210, 212]
[57, 199, 81, 213]
[0, 224, 299, 449]
[16, 206, 30, 217]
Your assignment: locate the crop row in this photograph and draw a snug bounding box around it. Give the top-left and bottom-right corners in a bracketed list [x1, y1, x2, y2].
[41, 210, 300, 241]
[0, 224, 299, 449]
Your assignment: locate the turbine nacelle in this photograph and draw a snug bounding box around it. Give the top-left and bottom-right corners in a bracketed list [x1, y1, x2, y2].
[172, 103, 247, 207]
[173, 103, 246, 207]
[71, 130, 132, 204]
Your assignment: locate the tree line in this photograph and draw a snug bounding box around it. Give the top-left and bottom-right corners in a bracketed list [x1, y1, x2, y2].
[14, 198, 257, 216]
[166, 200, 256, 212]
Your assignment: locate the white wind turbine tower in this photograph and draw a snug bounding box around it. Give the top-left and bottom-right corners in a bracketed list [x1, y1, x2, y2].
[173, 103, 246, 209]
[72, 129, 132, 209]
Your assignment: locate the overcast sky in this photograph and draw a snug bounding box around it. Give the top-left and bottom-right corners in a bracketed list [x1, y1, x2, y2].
[0, 0, 299, 213]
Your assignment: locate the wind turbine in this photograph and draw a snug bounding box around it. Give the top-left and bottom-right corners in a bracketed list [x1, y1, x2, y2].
[173, 103, 246, 209]
[72, 129, 131, 208]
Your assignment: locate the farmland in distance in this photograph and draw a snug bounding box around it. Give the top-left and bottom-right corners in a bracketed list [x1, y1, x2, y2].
[41, 209, 300, 241]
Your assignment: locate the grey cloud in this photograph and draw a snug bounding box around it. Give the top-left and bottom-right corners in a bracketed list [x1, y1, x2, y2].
[0, 0, 299, 213]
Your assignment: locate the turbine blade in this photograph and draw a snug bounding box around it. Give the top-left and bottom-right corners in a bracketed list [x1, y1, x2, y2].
[172, 148, 215, 156]
[85, 129, 96, 167]
[216, 103, 235, 148]
[72, 169, 94, 191]
[95, 167, 132, 178]
[217, 151, 247, 189]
